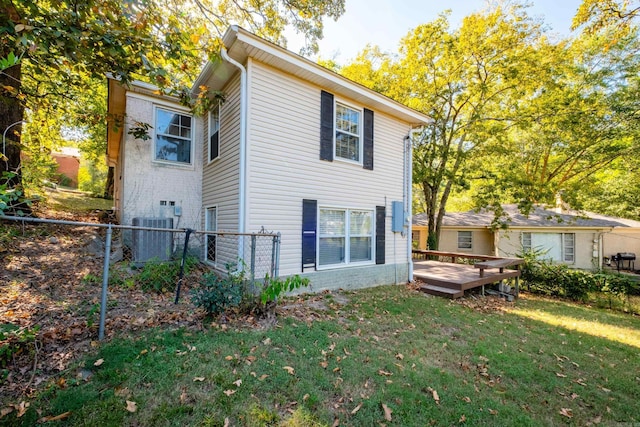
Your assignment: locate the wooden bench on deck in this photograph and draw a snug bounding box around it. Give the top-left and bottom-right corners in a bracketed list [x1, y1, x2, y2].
[413, 253, 524, 299]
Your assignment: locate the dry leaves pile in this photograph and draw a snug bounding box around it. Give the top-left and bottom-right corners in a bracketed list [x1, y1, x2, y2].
[0, 210, 206, 405]
[1, 208, 346, 410]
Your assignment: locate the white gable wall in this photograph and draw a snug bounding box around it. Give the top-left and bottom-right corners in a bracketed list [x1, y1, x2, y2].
[201, 73, 242, 233]
[120, 93, 202, 229]
[245, 60, 411, 280]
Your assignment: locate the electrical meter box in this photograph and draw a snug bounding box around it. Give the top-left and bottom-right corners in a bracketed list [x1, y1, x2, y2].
[392, 201, 404, 233]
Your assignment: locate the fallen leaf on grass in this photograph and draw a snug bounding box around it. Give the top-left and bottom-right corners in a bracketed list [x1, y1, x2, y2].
[233, 379, 242, 387]
[556, 372, 566, 378]
[382, 403, 392, 421]
[93, 359, 104, 367]
[193, 377, 205, 382]
[426, 387, 440, 405]
[283, 366, 295, 375]
[459, 414, 466, 423]
[223, 389, 236, 396]
[332, 418, 339, 427]
[320, 361, 328, 369]
[559, 408, 573, 418]
[351, 403, 362, 414]
[126, 401, 137, 413]
[0, 407, 13, 418]
[258, 374, 269, 381]
[378, 370, 393, 377]
[462, 396, 471, 403]
[395, 353, 404, 360]
[489, 409, 498, 415]
[114, 387, 130, 397]
[38, 411, 72, 422]
[16, 402, 29, 418]
[224, 417, 230, 427]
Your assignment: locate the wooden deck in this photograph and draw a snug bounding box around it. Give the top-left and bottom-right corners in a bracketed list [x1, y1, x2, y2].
[414, 258, 523, 299]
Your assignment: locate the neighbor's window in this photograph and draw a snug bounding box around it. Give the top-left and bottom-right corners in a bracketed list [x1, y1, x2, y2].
[155, 107, 192, 164]
[335, 102, 361, 162]
[319, 208, 373, 266]
[205, 206, 217, 262]
[457, 231, 472, 250]
[208, 102, 220, 162]
[522, 232, 575, 263]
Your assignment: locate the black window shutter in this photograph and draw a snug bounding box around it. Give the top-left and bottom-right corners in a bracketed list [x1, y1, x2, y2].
[376, 205, 385, 264]
[302, 199, 318, 270]
[320, 91, 334, 161]
[363, 108, 374, 170]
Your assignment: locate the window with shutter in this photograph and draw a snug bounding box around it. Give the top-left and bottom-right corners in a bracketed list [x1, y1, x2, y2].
[319, 91, 374, 170]
[318, 207, 374, 267]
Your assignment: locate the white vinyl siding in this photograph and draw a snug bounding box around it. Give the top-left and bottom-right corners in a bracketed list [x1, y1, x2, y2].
[522, 232, 575, 263]
[245, 60, 411, 276]
[202, 73, 241, 234]
[457, 231, 472, 250]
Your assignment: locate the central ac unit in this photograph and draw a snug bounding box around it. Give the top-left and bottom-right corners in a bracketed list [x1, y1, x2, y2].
[132, 217, 174, 263]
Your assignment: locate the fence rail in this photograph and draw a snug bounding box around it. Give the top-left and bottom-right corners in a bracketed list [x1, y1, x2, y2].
[1, 215, 280, 339]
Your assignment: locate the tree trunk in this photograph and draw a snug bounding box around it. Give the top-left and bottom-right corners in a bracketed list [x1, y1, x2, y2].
[0, 64, 24, 182]
[0, 62, 31, 214]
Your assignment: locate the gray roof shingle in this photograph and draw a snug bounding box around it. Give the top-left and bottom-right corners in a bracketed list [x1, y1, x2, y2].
[413, 205, 640, 229]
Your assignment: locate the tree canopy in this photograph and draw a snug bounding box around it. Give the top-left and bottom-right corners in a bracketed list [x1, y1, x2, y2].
[0, 0, 344, 211]
[338, 1, 640, 248]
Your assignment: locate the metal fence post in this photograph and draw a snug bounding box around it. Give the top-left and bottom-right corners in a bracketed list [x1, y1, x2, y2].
[250, 235, 256, 281]
[274, 232, 281, 278]
[98, 225, 113, 341]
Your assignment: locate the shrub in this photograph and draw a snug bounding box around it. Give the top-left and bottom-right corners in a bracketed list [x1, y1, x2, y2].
[261, 275, 310, 304]
[521, 250, 638, 303]
[191, 263, 246, 316]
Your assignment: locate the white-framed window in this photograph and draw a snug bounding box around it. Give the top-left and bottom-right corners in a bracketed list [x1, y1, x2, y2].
[522, 232, 575, 263]
[205, 206, 217, 263]
[154, 107, 192, 164]
[318, 207, 373, 267]
[457, 231, 472, 250]
[334, 102, 362, 163]
[208, 102, 220, 162]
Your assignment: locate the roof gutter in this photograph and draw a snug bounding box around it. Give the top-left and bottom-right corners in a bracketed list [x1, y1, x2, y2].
[220, 47, 248, 253]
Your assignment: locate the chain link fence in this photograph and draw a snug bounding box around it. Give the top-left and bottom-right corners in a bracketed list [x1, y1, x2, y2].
[1, 215, 280, 339]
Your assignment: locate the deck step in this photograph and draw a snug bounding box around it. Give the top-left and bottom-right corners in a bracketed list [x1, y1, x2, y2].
[419, 284, 464, 299]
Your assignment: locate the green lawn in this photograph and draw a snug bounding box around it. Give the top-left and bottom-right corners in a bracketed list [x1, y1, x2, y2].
[42, 188, 113, 214]
[4, 287, 639, 426]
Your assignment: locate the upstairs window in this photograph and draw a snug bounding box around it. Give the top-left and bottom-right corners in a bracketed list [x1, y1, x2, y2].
[335, 102, 361, 162]
[155, 107, 192, 164]
[208, 102, 220, 162]
[320, 91, 373, 170]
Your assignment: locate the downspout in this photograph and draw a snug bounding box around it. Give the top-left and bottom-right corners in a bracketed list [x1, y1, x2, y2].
[221, 47, 248, 259]
[404, 133, 413, 282]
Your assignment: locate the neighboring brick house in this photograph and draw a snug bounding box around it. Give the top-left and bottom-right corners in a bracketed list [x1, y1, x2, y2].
[52, 147, 81, 188]
[106, 26, 429, 291]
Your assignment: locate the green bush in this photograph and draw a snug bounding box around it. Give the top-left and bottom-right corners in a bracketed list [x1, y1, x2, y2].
[521, 250, 638, 303]
[191, 263, 246, 316]
[261, 275, 310, 304]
